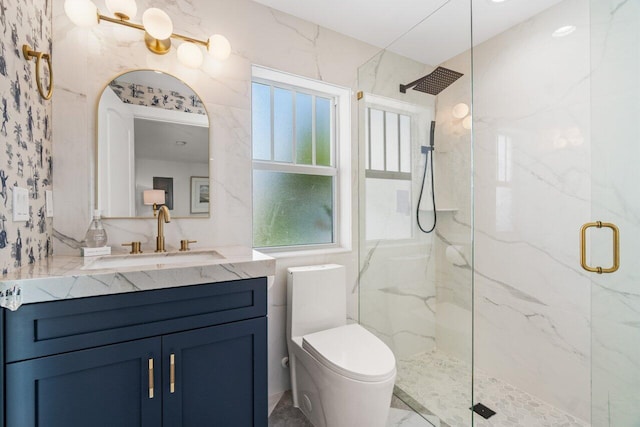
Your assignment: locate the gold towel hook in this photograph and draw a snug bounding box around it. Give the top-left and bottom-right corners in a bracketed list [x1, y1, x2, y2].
[22, 44, 53, 100]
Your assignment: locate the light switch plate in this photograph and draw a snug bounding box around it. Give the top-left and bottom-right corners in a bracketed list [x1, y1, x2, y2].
[12, 187, 29, 222]
[45, 190, 54, 217]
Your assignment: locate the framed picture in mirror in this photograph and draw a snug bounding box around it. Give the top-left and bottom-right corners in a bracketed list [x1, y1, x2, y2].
[191, 177, 209, 214]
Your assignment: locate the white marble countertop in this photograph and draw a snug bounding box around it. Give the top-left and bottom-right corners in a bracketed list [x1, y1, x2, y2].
[0, 246, 275, 310]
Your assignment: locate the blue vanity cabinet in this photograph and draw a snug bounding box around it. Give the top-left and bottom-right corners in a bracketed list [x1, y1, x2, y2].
[162, 317, 267, 426]
[2, 278, 268, 427]
[6, 338, 163, 427]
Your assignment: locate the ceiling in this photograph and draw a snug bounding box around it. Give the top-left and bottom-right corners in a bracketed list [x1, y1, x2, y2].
[134, 119, 209, 164]
[252, 0, 563, 66]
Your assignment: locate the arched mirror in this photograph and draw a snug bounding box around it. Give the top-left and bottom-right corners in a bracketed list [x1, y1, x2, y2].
[97, 70, 210, 218]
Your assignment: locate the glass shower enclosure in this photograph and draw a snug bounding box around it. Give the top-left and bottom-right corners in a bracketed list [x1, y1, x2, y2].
[357, 1, 473, 425]
[357, 0, 640, 426]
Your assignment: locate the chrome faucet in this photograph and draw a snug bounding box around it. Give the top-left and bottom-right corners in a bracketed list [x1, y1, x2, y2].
[155, 205, 171, 252]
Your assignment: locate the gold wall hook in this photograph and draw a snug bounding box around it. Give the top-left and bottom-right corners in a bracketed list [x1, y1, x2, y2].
[22, 44, 53, 100]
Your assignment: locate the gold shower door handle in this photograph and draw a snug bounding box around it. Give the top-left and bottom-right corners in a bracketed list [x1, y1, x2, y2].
[580, 221, 620, 274]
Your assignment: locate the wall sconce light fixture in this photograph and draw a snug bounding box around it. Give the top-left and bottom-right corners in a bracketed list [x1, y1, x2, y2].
[143, 189, 166, 217]
[64, 0, 231, 69]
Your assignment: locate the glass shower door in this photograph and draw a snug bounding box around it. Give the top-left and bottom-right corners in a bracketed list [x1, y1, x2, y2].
[357, 1, 473, 425]
[589, 1, 640, 425]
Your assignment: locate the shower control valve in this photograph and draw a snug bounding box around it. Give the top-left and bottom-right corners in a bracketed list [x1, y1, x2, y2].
[421, 145, 433, 154]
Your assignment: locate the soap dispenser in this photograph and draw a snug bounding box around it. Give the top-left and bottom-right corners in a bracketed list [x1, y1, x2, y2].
[84, 210, 108, 248]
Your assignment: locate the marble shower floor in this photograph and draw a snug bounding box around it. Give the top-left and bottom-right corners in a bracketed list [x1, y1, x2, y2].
[397, 352, 588, 427]
[268, 390, 435, 427]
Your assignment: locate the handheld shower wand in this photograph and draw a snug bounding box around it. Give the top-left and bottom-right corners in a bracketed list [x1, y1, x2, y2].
[417, 121, 437, 233]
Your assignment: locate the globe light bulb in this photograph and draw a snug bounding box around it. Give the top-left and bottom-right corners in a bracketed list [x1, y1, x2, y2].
[207, 34, 231, 60]
[64, 0, 98, 27]
[462, 115, 472, 130]
[177, 42, 204, 69]
[452, 103, 469, 119]
[142, 8, 173, 40]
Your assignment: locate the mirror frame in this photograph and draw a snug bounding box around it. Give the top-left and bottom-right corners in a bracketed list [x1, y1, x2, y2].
[95, 69, 211, 219]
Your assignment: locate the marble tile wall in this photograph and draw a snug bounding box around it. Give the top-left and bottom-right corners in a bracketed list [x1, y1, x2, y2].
[438, 0, 592, 421]
[51, 0, 378, 399]
[0, 0, 53, 274]
[357, 49, 449, 359]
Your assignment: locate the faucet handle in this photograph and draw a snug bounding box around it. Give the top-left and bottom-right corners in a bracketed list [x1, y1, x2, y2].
[122, 241, 143, 254]
[179, 240, 197, 252]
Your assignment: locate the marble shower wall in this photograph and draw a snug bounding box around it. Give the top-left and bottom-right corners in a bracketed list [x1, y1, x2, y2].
[52, 0, 378, 398]
[590, 0, 640, 425]
[357, 49, 440, 359]
[439, 0, 592, 421]
[0, 0, 53, 274]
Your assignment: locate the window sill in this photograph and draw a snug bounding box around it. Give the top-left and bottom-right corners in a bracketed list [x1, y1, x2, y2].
[257, 246, 353, 259]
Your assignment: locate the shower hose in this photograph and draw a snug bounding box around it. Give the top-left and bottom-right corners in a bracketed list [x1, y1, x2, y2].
[417, 147, 436, 233]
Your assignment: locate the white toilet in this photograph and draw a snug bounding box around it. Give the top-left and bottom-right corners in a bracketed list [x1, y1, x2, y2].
[286, 264, 396, 427]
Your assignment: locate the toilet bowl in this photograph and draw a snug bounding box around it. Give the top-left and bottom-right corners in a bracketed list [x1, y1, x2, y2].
[286, 264, 396, 427]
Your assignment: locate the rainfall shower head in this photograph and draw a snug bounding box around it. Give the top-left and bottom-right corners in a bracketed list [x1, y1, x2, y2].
[399, 66, 463, 95]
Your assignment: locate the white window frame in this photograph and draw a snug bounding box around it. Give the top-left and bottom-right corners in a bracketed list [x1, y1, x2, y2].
[251, 65, 352, 254]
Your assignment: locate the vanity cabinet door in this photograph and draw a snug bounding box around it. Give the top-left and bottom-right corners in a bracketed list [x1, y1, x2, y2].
[5, 338, 162, 427]
[162, 317, 267, 427]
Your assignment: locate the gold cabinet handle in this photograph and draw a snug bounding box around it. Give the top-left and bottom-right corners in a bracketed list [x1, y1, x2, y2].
[148, 358, 154, 399]
[170, 353, 176, 393]
[580, 221, 620, 274]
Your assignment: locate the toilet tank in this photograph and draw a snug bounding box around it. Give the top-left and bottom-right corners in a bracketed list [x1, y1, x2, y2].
[287, 264, 347, 340]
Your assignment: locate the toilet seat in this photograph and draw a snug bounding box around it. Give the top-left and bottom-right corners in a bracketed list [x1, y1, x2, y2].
[302, 324, 396, 382]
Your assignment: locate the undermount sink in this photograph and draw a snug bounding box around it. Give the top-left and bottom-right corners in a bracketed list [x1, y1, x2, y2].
[82, 250, 226, 270]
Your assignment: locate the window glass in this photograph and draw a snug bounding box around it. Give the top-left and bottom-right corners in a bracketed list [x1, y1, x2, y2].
[370, 109, 385, 170]
[253, 171, 334, 247]
[385, 112, 399, 172]
[296, 93, 313, 165]
[252, 83, 271, 161]
[400, 115, 411, 173]
[274, 88, 293, 163]
[366, 179, 412, 240]
[316, 97, 331, 166]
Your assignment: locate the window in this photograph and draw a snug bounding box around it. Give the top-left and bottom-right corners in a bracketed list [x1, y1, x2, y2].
[251, 66, 351, 251]
[361, 93, 433, 242]
[365, 107, 413, 241]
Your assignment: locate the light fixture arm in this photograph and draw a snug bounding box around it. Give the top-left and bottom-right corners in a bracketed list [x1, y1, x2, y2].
[64, 0, 231, 66]
[97, 13, 209, 54]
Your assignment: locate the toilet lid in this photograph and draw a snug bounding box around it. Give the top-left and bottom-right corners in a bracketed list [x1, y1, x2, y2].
[302, 324, 396, 382]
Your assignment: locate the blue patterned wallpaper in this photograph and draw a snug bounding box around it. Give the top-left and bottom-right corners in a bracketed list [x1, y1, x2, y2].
[109, 79, 206, 116]
[0, 0, 53, 274]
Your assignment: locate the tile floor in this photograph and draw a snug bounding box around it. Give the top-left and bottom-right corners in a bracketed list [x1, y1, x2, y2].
[268, 391, 434, 427]
[269, 351, 589, 427]
[397, 351, 589, 427]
